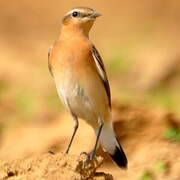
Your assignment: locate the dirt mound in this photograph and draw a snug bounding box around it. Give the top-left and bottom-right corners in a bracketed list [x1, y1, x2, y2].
[0, 153, 113, 180]
[0, 104, 179, 179]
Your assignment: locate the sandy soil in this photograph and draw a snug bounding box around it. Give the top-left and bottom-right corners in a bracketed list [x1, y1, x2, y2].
[0, 153, 113, 180]
[0, 104, 179, 180]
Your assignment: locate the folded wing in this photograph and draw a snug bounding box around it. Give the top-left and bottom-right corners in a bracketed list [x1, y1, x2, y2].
[91, 46, 111, 108]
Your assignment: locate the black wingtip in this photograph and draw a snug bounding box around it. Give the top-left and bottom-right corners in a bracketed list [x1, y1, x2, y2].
[110, 145, 128, 169]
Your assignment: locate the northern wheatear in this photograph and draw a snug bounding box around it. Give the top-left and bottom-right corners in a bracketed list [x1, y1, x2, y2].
[48, 7, 127, 168]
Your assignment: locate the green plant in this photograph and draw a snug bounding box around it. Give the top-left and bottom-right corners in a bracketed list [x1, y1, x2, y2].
[154, 160, 168, 173]
[139, 171, 153, 180]
[163, 126, 180, 141]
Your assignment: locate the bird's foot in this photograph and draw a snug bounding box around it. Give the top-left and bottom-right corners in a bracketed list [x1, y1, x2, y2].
[80, 151, 96, 167]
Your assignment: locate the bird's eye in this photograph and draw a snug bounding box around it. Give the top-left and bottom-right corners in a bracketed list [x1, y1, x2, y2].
[72, 11, 78, 17]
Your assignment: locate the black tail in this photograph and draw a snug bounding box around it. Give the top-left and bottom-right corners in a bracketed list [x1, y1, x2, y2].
[99, 124, 128, 169]
[110, 143, 128, 169]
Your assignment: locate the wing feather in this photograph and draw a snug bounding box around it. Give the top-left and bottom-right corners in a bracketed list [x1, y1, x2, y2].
[91, 46, 111, 108]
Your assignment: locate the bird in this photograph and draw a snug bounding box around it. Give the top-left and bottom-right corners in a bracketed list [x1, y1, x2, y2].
[48, 7, 128, 169]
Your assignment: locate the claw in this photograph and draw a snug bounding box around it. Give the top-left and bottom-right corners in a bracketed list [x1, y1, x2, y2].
[80, 151, 96, 167]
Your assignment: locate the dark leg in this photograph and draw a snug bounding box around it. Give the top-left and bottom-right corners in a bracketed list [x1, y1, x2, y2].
[90, 122, 104, 159]
[81, 121, 104, 164]
[65, 113, 79, 154]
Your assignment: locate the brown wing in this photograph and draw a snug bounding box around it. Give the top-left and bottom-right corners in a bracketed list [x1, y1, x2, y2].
[91, 46, 111, 108]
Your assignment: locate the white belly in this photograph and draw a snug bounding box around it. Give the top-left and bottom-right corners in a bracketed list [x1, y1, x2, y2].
[56, 80, 97, 122]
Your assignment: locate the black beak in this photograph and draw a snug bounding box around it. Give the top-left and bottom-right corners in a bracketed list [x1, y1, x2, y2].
[91, 12, 102, 18]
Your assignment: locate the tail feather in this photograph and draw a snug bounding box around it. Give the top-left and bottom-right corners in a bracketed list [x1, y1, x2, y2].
[110, 138, 128, 169]
[99, 123, 128, 169]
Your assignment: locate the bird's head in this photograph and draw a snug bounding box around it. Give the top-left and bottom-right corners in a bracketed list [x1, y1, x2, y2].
[62, 7, 101, 36]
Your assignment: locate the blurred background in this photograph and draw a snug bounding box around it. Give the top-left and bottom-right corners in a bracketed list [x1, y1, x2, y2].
[0, 0, 180, 179]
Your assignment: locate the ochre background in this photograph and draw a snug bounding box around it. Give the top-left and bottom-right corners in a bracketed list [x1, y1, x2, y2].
[0, 1, 180, 179]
